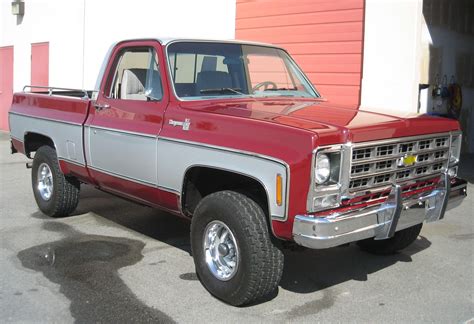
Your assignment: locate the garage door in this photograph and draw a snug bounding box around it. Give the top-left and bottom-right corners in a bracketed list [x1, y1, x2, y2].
[236, 0, 364, 107]
[31, 42, 49, 88]
[0, 46, 14, 131]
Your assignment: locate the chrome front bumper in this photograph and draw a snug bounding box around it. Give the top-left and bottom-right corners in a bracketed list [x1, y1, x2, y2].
[293, 175, 467, 249]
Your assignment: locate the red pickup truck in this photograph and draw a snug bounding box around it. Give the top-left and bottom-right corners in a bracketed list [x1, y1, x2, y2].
[9, 38, 467, 306]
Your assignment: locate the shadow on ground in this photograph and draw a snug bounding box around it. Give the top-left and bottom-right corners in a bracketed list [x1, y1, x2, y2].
[279, 236, 430, 295]
[18, 221, 176, 323]
[32, 184, 432, 304]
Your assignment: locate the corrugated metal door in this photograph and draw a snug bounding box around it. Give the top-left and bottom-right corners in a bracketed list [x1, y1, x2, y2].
[236, 0, 364, 107]
[31, 42, 49, 87]
[0, 46, 14, 131]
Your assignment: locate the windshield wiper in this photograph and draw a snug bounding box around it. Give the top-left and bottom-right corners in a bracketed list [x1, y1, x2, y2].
[200, 88, 246, 95]
[263, 87, 298, 91]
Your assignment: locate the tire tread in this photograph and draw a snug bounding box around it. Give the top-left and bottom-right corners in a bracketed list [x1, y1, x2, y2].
[32, 146, 80, 217]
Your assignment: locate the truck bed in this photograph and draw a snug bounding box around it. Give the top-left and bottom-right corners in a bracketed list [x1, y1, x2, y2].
[9, 86, 93, 180]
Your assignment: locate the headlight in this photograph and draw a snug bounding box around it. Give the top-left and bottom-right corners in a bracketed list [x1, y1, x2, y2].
[308, 147, 345, 213]
[315, 153, 330, 184]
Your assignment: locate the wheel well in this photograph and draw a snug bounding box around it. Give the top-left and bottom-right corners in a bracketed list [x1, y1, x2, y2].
[182, 167, 270, 218]
[24, 133, 55, 158]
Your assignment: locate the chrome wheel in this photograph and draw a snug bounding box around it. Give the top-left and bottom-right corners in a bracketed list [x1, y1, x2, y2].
[203, 220, 239, 281]
[37, 163, 53, 201]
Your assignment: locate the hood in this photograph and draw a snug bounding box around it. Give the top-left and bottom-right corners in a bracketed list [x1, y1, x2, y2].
[179, 99, 460, 145]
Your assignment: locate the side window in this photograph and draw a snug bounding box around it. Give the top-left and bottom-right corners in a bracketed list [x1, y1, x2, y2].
[108, 47, 163, 101]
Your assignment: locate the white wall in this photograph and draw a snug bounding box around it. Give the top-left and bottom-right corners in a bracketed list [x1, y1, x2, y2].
[0, 0, 85, 91]
[360, 0, 424, 114]
[0, 0, 236, 91]
[420, 24, 474, 153]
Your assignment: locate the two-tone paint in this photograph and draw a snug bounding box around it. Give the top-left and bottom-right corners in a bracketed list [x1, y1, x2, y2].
[8, 38, 462, 240]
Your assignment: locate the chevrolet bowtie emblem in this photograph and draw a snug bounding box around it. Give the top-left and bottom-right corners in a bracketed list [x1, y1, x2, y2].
[398, 154, 416, 167]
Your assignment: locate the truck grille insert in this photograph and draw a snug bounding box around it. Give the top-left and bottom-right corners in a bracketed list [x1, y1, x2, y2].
[349, 135, 450, 192]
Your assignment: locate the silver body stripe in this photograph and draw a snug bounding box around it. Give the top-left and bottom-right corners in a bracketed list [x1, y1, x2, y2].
[157, 138, 288, 219]
[85, 125, 158, 186]
[11, 114, 289, 220]
[9, 113, 86, 165]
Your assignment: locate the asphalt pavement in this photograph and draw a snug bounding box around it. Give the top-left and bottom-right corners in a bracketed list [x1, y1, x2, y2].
[1, 131, 473, 323]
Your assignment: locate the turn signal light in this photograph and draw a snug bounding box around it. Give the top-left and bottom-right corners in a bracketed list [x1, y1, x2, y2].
[276, 174, 283, 206]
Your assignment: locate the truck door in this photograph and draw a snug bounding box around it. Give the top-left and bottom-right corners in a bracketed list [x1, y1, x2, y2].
[85, 41, 169, 201]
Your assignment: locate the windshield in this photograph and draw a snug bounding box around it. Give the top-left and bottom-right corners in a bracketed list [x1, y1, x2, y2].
[167, 42, 319, 100]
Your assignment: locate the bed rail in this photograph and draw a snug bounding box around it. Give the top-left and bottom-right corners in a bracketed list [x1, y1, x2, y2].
[22, 85, 90, 99]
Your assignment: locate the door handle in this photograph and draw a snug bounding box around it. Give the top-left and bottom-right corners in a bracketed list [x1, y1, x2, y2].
[94, 103, 110, 111]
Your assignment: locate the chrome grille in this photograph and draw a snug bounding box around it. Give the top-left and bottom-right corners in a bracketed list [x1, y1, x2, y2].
[349, 134, 450, 192]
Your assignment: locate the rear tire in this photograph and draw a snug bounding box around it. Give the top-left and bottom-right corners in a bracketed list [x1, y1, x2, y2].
[357, 223, 423, 255]
[32, 146, 80, 217]
[191, 190, 284, 306]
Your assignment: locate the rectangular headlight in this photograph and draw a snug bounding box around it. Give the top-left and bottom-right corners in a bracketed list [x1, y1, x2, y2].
[308, 145, 346, 212]
[314, 151, 341, 186]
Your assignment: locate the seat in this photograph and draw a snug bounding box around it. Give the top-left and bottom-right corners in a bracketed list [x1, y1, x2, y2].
[120, 68, 163, 100]
[121, 68, 147, 100]
[195, 71, 232, 96]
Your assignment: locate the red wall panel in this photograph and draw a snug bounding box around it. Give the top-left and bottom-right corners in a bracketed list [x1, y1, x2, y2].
[0, 46, 14, 131]
[31, 42, 49, 87]
[236, 0, 364, 107]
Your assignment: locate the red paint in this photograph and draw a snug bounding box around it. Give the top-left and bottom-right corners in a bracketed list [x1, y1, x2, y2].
[11, 137, 24, 154]
[8, 39, 463, 241]
[90, 168, 182, 216]
[58, 160, 93, 184]
[87, 40, 170, 136]
[12, 93, 90, 125]
[236, 0, 364, 107]
[0, 46, 14, 131]
[31, 42, 49, 88]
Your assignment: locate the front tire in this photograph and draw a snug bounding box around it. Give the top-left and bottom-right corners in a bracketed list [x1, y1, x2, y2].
[32, 146, 80, 217]
[357, 223, 423, 255]
[191, 191, 284, 306]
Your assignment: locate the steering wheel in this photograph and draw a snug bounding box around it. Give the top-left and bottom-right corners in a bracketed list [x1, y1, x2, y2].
[252, 81, 278, 92]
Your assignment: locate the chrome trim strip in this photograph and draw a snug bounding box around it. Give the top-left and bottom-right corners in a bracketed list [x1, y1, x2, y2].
[158, 136, 290, 222]
[8, 111, 84, 126]
[59, 158, 85, 167]
[351, 148, 449, 165]
[89, 165, 156, 187]
[352, 132, 452, 148]
[89, 125, 157, 139]
[158, 136, 290, 168]
[23, 85, 89, 99]
[88, 165, 180, 195]
[349, 159, 448, 180]
[157, 186, 182, 195]
[294, 173, 464, 249]
[181, 163, 275, 223]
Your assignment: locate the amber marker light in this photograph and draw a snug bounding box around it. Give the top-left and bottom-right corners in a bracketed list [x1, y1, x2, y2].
[276, 174, 283, 206]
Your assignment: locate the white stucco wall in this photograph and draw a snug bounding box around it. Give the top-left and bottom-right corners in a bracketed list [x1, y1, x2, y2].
[360, 0, 424, 114]
[0, 0, 236, 91]
[420, 24, 474, 153]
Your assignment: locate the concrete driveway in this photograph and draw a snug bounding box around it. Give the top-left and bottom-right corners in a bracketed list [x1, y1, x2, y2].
[1, 132, 473, 323]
